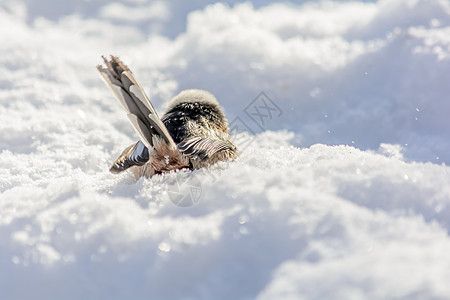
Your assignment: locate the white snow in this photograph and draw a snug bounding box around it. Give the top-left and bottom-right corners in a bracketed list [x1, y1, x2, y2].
[1, 0, 450, 299]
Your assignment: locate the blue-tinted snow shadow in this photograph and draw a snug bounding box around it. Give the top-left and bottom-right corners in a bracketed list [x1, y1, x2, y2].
[337, 170, 450, 235]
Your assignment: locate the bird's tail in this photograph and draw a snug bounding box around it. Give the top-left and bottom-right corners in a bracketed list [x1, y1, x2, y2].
[97, 55, 176, 150]
[98, 56, 185, 175]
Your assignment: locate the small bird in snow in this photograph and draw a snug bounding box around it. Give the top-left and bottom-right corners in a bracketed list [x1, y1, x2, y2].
[97, 56, 238, 178]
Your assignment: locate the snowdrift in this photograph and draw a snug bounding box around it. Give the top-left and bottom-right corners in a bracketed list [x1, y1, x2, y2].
[1, 0, 450, 299]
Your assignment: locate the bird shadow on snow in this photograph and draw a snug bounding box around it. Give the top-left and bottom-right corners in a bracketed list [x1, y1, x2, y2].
[97, 168, 202, 211]
[96, 173, 145, 203]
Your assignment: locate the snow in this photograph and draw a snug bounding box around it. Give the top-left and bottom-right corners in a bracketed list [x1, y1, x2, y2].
[1, 0, 450, 299]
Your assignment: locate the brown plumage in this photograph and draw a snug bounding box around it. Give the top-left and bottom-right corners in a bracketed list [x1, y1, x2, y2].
[97, 56, 238, 178]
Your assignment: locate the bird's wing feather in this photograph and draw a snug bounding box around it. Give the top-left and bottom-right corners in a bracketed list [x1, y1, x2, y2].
[110, 141, 149, 173]
[178, 136, 236, 161]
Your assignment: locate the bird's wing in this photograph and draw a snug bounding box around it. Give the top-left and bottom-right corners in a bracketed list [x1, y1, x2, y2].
[110, 141, 149, 173]
[97, 55, 176, 150]
[177, 136, 237, 161]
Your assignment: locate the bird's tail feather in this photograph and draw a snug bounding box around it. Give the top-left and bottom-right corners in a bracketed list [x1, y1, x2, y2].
[97, 55, 176, 150]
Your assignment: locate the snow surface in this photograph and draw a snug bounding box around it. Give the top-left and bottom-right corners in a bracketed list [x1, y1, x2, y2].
[1, 0, 450, 299]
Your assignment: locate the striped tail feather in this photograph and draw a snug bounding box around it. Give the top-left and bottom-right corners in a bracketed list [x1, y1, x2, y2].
[97, 55, 176, 150]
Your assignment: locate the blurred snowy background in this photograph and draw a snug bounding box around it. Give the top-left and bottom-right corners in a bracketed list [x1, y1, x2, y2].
[1, 0, 450, 299]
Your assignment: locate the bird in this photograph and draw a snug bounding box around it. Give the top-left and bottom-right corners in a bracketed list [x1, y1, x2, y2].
[97, 56, 238, 178]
